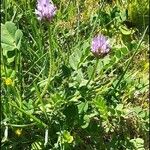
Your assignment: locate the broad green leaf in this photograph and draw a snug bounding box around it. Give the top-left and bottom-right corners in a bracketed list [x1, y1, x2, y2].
[1, 22, 16, 45]
[1, 22, 16, 48]
[2, 43, 15, 56]
[1, 21, 23, 63]
[15, 29, 23, 50]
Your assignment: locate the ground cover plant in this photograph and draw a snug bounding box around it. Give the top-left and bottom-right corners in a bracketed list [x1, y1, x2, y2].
[1, 0, 149, 149]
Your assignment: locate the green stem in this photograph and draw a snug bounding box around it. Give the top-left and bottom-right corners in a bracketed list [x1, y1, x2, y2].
[40, 24, 53, 98]
[86, 58, 99, 87]
[76, 0, 80, 42]
[112, 26, 148, 94]
[2, 123, 36, 128]
[9, 102, 47, 128]
[34, 83, 49, 123]
[23, 52, 48, 76]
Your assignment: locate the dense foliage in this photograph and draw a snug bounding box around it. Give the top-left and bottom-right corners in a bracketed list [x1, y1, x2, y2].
[1, 0, 149, 149]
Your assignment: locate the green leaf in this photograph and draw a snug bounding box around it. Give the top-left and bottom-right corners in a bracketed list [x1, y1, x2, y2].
[61, 130, 74, 144]
[2, 43, 15, 56]
[94, 96, 108, 120]
[133, 106, 142, 114]
[87, 65, 94, 79]
[79, 79, 88, 87]
[1, 21, 23, 63]
[120, 10, 127, 21]
[121, 47, 128, 55]
[5, 21, 17, 36]
[96, 60, 103, 73]
[115, 49, 122, 59]
[115, 104, 123, 111]
[78, 101, 88, 114]
[119, 25, 132, 35]
[75, 49, 82, 62]
[7, 56, 16, 63]
[82, 41, 90, 51]
[69, 46, 84, 70]
[1, 22, 16, 49]
[81, 115, 90, 129]
[69, 53, 78, 70]
[15, 29, 23, 50]
[102, 56, 111, 66]
[76, 69, 84, 83]
[130, 138, 144, 149]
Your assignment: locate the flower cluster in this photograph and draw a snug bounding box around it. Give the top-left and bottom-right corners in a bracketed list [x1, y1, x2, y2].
[91, 34, 110, 58]
[35, 0, 56, 21]
[35, 1, 111, 57]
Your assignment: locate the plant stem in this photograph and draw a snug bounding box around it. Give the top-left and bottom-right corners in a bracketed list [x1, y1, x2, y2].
[9, 102, 47, 128]
[41, 24, 53, 98]
[2, 123, 36, 128]
[86, 58, 99, 87]
[112, 26, 148, 94]
[34, 83, 49, 123]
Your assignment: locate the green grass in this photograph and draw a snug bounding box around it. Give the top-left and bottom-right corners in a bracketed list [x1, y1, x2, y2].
[1, 0, 149, 149]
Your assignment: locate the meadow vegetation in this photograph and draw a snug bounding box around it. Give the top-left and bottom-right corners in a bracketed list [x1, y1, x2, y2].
[1, 0, 149, 149]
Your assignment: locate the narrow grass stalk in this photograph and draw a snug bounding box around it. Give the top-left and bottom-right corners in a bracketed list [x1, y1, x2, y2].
[41, 25, 53, 98]
[76, 0, 80, 42]
[3, 0, 7, 22]
[112, 26, 148, 93]
[15, 87, 23, 108]
[2, 123, 8, 142]
[9, 102, 47, 128]
[1, 50, 7, 77]
[2, 123, 36, 128]
[44, 128, 49, 147]
[86, 58, 99, 87]
[28, 3, 42, 53]
[34, 83, 49, 123]
[9, 86, 22, 110]
[29, 66, 45, 87]
[23, 52, 48, 76]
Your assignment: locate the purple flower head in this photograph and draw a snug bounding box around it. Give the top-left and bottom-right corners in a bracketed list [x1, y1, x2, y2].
[35, 0, 56, 21]
[91, 34, 110, 58]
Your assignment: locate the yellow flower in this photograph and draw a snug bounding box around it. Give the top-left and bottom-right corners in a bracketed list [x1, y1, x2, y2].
[5, 78, 13, 86]
[15, 129, 22, 137]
